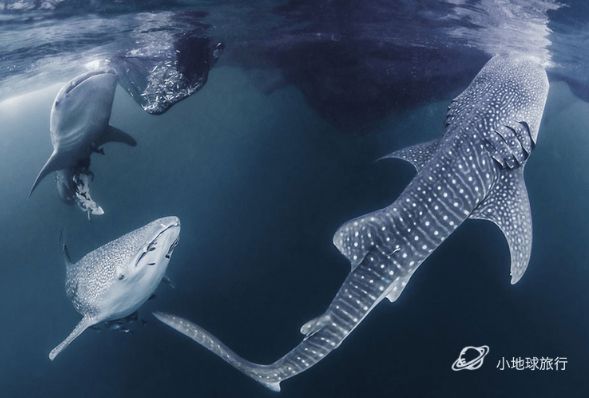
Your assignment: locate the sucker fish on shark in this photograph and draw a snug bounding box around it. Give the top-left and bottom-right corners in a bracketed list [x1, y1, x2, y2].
[49, 216, 181, 361]
[154, 55, 549, 392]
[29, 68, 137, 217]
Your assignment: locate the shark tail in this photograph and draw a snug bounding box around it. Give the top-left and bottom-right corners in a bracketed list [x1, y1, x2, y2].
[49, 316, 94, 361]
[154, 244, 401, 392]
[153, 312, 282, 392]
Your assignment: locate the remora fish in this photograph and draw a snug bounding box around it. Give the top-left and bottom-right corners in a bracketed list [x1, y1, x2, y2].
[154, 55, 548, 391]
[30, 69, 137, 197]
[49, 217, 181, 361]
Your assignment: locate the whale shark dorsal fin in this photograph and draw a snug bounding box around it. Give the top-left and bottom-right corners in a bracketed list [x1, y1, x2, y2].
[29, 151, 68, 196]
[378, 139, 439, 172]
[63, 242, 73, 267]
[470, 168, 532, 284]
[49, 316, 95, 361]
[97, 126, 137, 147]
[58, 230, 73, 266]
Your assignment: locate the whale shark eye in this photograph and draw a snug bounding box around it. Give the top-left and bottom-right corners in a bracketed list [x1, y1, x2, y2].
[117, 273, 125, 280]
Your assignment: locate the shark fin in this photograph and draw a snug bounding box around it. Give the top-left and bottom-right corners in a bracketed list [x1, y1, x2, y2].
[470, 167, 532, 284]
[29, 151, 68, 196]
[385, 274, 412, 302]
[97, 126, 137, 147]
[49, 316, 95, 361]
[378, 139, 439, 172]
[59, 230, 73, 266]
[153, 312, 282, 392]
[300, 313, 331, 336]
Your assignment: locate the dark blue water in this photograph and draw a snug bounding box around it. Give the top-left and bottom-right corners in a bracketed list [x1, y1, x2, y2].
[1, 1, 589, 397]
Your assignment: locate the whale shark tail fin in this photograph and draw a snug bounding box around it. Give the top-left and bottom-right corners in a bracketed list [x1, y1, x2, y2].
[29, 151, 68, 197]
[49, 316, 95, 361]
[153, 312, 282, 392]
[98, 126, 137, 147]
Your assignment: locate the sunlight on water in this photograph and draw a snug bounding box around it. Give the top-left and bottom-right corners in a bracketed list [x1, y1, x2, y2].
[0, 1, 588, 397]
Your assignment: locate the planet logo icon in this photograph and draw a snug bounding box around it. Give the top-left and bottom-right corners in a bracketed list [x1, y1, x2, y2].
[451, 345, 490, 371]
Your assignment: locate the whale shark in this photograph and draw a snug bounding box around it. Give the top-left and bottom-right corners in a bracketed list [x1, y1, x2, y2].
[154, 55, 549, 391]
[29, 69, 137, 214]
[49, 216, 181, 361]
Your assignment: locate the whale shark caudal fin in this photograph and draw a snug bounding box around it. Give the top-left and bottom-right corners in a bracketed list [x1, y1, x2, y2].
[155, 243, 412, 392]
[49, 316, 95, 361]
[153, 312, 282, 392]
[97, 126, 137, 147]
[470, 167, 532, 284]
[29, 151, 69, 196]
[377, 139, 439, 172]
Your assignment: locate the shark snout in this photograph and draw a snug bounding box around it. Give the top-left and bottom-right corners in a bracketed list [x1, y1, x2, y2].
[158, 216, 181, 229]
[64, 69, 117, 96]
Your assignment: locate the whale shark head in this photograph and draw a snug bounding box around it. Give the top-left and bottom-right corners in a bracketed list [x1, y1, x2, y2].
[100, 216, 181, 319]
[50, 69, 118, 140]
[459, 55, 548, 144]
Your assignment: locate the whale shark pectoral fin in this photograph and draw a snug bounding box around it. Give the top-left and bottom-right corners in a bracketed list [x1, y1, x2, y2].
[98, 126, 137, 147]
[29, 151, 68, 196]
[300, 313, 331, 336]
[470, 168, 532, 284]
[49, 316, 95, 361]
[378, 139, 439, 172]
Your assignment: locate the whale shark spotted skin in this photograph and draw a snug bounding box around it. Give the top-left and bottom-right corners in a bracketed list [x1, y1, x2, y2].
[154, 55, 549, 391]
[49, 217, 181, 361]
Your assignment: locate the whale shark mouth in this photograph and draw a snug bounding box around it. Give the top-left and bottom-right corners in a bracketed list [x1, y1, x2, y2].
[64, 69, 116, 95]
[72, 172, 104, 219]
[135, 222, 181, 267]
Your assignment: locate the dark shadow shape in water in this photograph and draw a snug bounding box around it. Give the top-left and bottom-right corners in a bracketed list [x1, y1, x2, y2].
[233, 38, 489, 133]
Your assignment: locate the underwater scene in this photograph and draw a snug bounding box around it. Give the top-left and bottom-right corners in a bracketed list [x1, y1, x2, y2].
[1, 0, 589, 397]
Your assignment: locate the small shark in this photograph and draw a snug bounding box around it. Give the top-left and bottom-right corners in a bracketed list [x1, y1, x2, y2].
[30, 69, 137, 215]
[49, 216, 181, 361]
[154, 55, 549, 391]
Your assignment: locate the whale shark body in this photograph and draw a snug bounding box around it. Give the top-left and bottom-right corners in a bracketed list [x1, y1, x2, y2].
[154, 55, 549, 391]
[30, 69, 137, 216]
[49, 217, 181, 360]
